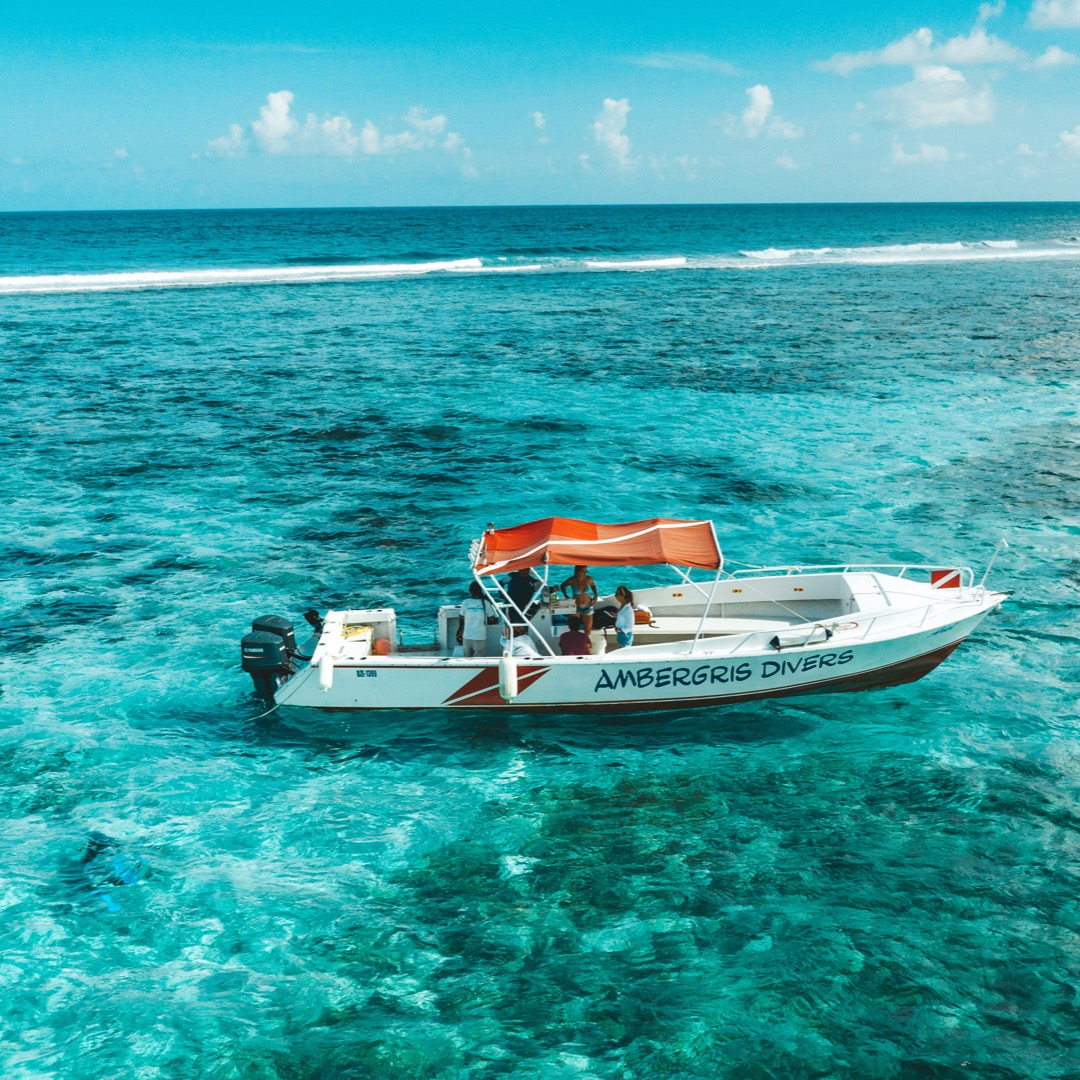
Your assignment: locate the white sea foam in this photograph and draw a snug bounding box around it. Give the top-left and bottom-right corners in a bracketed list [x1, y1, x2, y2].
[0, 258, 485, 295]
[585, 257, 688, 270]
[741, 247, 832, 260]
[730, 239, 1080, 268]
[4, 239, 1080, 296]
[451, 263, 544, 274]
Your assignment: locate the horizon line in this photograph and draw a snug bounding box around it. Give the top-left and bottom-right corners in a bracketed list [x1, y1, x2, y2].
[4, 199, 1080, 216]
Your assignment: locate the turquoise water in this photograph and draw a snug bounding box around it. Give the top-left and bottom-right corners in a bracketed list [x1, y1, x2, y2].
[2, 204, 1079, 1078]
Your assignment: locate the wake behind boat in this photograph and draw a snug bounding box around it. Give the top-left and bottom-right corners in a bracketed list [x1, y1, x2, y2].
[240, 517, 1006, 713]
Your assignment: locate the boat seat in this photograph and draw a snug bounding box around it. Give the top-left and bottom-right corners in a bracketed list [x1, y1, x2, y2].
[628, 615, 810, 639]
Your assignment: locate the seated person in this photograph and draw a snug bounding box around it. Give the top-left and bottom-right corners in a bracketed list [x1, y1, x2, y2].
[559, 614, 589, 656]
[500, 624, 541, 657]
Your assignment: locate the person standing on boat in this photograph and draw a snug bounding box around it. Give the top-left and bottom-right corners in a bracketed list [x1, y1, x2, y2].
[460, 581, 496, 658]
[560, 565, 599, 647]
[505, 568, 541, 623]
[614, 586, 635, 649]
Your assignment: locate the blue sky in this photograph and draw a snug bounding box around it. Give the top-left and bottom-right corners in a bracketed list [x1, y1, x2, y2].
[5, 0, 1080, 208]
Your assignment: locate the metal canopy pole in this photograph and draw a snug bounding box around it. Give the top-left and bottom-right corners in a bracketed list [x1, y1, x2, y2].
[688, 531, 725, 655]
[474, 569, 557, 657]
[689, 567, 723, 654]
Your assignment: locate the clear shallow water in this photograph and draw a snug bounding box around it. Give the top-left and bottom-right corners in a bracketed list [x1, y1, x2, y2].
[1, 203, 1079, 1078]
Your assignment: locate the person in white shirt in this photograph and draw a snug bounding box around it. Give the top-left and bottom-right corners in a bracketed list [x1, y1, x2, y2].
[499, 624, 541, 657]
[614, 585, 636, 648]
[459, 582, 495, 657]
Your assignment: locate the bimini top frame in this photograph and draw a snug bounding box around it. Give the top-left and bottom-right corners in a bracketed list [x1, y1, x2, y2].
[468, 517, 724, 656]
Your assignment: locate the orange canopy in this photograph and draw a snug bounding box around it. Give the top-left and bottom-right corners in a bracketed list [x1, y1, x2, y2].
[474, 517, 721, 575]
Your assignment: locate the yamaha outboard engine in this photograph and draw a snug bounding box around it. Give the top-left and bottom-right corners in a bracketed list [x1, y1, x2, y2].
[241, 615, 298, 700]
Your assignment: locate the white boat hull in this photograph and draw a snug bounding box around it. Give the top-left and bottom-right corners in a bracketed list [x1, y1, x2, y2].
[270, 593, 999, 714]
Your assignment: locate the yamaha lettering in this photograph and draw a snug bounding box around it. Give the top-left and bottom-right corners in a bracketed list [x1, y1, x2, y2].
[592, 651, 855, 694]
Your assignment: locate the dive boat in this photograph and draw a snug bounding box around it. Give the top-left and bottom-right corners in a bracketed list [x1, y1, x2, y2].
[240, 516, 1006, 714]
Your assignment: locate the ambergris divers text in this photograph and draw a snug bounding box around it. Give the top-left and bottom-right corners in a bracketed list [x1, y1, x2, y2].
[595, 662, 752, 692]
[593, 650, 855, 693]
[760, 650, 854, 679]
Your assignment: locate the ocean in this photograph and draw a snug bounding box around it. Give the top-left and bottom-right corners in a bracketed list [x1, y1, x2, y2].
[1, 203, 1078, 1079]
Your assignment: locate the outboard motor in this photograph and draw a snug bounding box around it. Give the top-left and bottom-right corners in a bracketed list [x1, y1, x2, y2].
[241, 615, 298, 700]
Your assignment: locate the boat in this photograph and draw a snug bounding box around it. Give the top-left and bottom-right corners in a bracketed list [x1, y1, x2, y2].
[239, 516, 1006, 714]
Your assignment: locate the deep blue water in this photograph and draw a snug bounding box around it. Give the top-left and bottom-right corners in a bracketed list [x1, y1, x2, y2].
[2, 204, 1079, 1079]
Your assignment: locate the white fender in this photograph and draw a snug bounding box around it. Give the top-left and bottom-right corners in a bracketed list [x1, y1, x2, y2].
[498, 654, 518, 701]
[319, 653, 335, 691]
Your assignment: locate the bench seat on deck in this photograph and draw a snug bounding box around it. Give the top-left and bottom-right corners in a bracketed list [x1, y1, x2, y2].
[625, 615, 811, 639]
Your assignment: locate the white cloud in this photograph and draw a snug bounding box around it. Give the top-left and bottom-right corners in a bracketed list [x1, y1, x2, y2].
[375, 106, 447, 152]
[459, 148, 480, 179]
[1033, 44, 1078, 66]
[300, 113, 359, 156]
[890, 137, 953, 163]
[205, 123, 250, 158]
[776, 152, 797, 170]
[205, 93, 477, 175]
[252, 90, 299, 153]
[818, 25, 1025, 74]
[727, 85, 803, 138]
[881, 66, 994, 127]
[742, 84, 772, 137]
[939, 26, 1026, 64]
[632, 51, 739, 74]
[362, 107, 478, 175]
[1030, 0, 1080, 27]
[360, 121, 381, 155]
[768, 117, 803, 139]
[977, 1, 1006, 21]
[1059, 124, 1080, 152]
[114, 147, 129, 159]
[530, 111, 546, 130]
[591, 98, 633, 169]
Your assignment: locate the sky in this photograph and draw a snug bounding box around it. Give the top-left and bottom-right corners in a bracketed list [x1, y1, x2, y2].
[4, 0, 1080, 208]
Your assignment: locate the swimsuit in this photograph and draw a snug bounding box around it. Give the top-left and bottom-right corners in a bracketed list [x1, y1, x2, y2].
[569, 578, 596, 616]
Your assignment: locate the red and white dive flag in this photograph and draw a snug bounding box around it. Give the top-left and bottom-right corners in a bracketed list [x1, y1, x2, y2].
[931, 569, 962, 590]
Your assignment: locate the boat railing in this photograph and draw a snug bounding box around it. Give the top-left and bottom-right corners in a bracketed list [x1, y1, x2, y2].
[726, 563, 976, 588]
[719, 587, 988, 655]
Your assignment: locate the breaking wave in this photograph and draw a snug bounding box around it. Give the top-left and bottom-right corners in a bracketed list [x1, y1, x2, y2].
[3, 238, 1079, 295]
[735, 239, 1065, 267]
[585, 257, 689, 270]
[0, 258, 485, 295]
